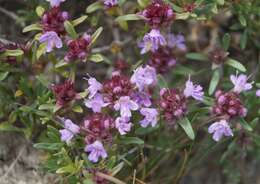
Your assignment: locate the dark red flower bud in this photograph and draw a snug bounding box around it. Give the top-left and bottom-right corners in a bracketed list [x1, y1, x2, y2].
[141, 0, 175, 28]
[159, 88, 187, 123]
[212, 90, 247, 119]
[52, 80, 76, 107]
[148, 47, 176, 74]
[83, 113, 114, 144]
[41, 7, 69, 35]
[208, 47, 229, 65]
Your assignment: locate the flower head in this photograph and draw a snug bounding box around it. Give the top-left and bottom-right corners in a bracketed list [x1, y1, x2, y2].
[41, 7, 68, 35]
[103, 0, 118, 7]
[139, 29, 166, 54]
[183, 78, 204, 101]
[212, 90, 247, 119]
[52, 80, 76, 107]
[140, 108, 158, 128]
[87, 77, 103, 99]
[85, 140, 107, 163]
[83, 113, 114, 144]
[115, 117, 132, 135]
[159, 88, 187, 122]
[46, 0, 66, 7]
[131, 65, 157, 91]
[166, 33, 186, 50]
[208, 47, 228, 65]
[65, 33, 91, 61]
[148, 47, 176, 74]
[85, 93, 109, 113]
[59, 119, 80, 144]
[141, 0, 174, 28]
[114, 96, 139, 117]
[208, 120, 233, 142]
[39, 31, 62, 52]
[230, 73, 253, 94]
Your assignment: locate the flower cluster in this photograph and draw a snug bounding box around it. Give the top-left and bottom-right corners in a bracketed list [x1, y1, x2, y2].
[208, 73, 253, 142]
[65, 33, 91, 61]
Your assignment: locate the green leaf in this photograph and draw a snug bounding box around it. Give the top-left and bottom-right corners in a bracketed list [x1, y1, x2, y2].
[86, 1, 103, 13]
[22, 24, 42, 33]
[72, 105, 83, 113]
[115, 14, 145, 22]
[38, 104, 55, 110]
[34, 143, 63, 151]
[239, 118, 253, 132]
[0, 72, 9, 81]
[175, 13, 190, 20]
[36, 6, 45, 17]
[137, 0, 149, 8]
[64, 21, 78, 39]
[88, 54, 104, 63]
[240, 29, 247, 50]
[36, 74, 50, 88]
[174, 65, 195, 76]
[72, 15, 88, 26]
[3, 49, 24, 57]
[186, 52, 208, 61]
[36, 43, 46, 59]
[178, 117, 195, 140]
[120, 137, 144, 145]
[222, 33, 231, 51]
[56, 165, 75, 174]
[90, 27, 103, 46]
[208, 69, 220, 95]
[0, 122, 23, 132]
[239, 14, 247, 26]
[217, 0, 225, 5]
[55, 60, 69, 68]
[225, 58, 246, 72]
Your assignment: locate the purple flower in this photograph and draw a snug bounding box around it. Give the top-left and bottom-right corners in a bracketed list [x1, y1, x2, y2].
[230, 73, 253, 94]
[115, 117, 132, 135]
[39, 31, 62, 52]
[183, 78, 204, 101]
[131, 65, 157, 91]
[87, 77, 103, 99]
[114, 96, 139, 117]
[256, 89, 260, 97]
[46, 0, 66, 7]
[131, 91, 152, 107]
[166, 33, 186, 50]
[84, 93, 109, 113]
[208, 120, 233, 142]
[140, 108, 158, 128]
[103, 0, 118, 7]
[85, 140, 107, 163]
[59, 119, 80, 144]
[139, 29, 166, 54]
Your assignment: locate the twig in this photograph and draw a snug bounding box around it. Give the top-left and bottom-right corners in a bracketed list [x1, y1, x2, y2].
[96, 172, 126, 184]
[0, 145, 27, 180]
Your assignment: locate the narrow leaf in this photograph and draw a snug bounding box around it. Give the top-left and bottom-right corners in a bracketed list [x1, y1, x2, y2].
[64, 21, 78, 39]
[115, 14, 145, 22]
[239, 118, 253, 132]
[120, 137, 144, 145]
[88, 54, 104, 63]
[208, 69, 220, 95]
[186, 52, 208, 61]
[225, 58, 246, 72]
[86, 1, 103, 13]
[178, 117, 195, 140]
[72, 15, 88, 26]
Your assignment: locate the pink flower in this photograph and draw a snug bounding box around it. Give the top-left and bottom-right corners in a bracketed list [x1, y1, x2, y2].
[131, 91, 152, 107]
[230, 73, 253, 93]
[256, 89, 260, 97]
[46, 0, 66, 7]
[183, 78, 204, 101]
[59, 119, 80, 144]
[115, 117, 132, 135]
[87, 77, 103, 99]
[84, 93, 109, 113]
[131, 65, 157, 91]
[85, 140, 107, 163]
[114, 96, 139, 117]
[140, 108, 158, 128]
[208, 120, 233, 142]
[139, 29, 166, 54]
[39, 31, 62, 52]
[103, 0, 118, 7]
[166, 33, 186, 50]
